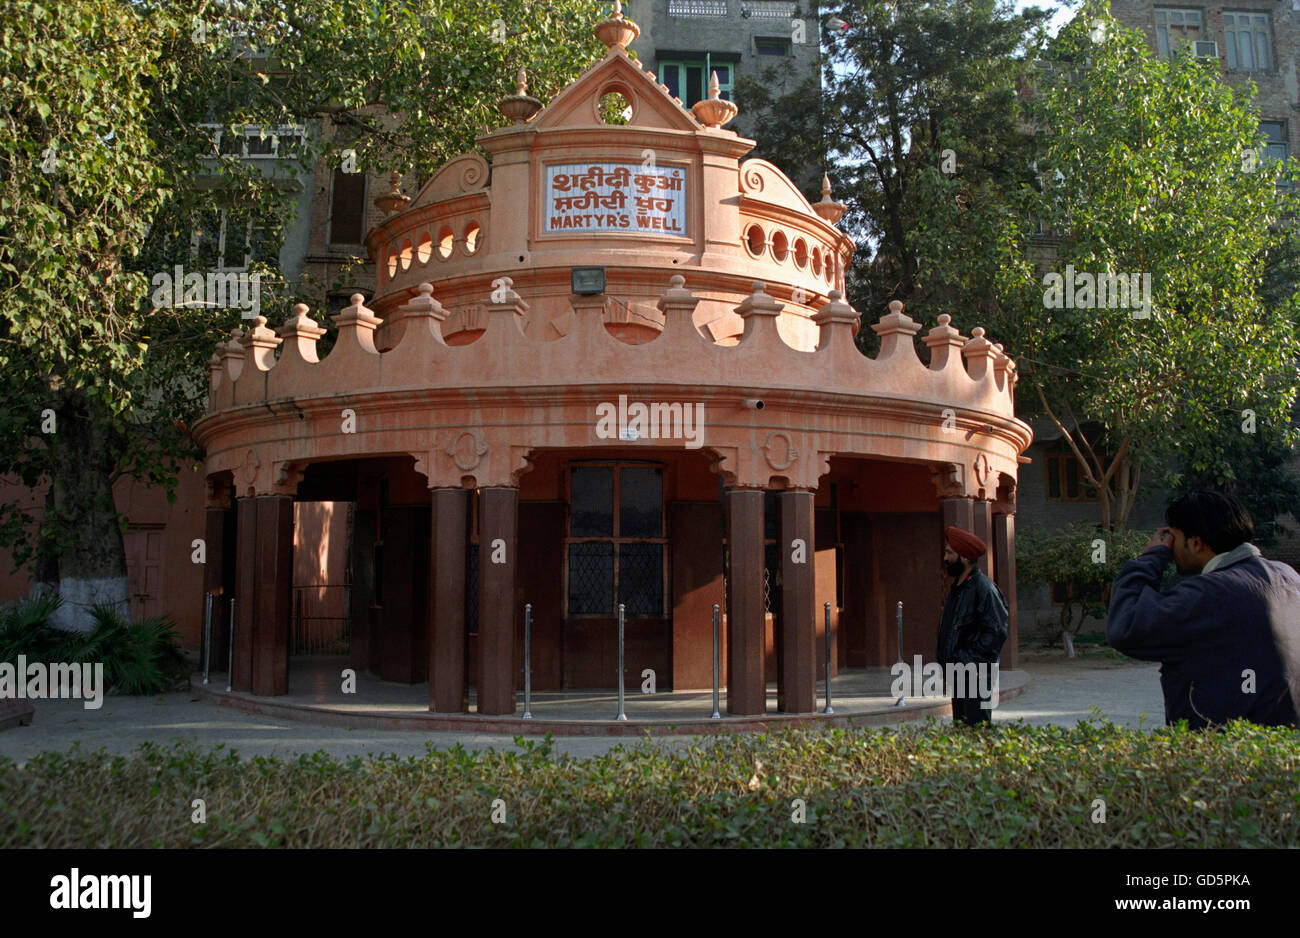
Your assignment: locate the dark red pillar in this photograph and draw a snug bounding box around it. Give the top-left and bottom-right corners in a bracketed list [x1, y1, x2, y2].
[726, 489, 765, 715]
[972, 499, 993, 576]
[430, 488, 469, 712]
[941, 496, 975, 539]
[232, 498, 256, 692]
[234, 495, 293, 696]
[994, 511, 1019, 670]
[778, 490, 816, 713]
[202, 506, 232, 672]
[477, 487, 517, 715]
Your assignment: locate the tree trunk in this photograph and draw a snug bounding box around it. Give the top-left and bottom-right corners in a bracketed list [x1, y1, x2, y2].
[35, 393, 129, 632]
[1059, 597, 1076, 658]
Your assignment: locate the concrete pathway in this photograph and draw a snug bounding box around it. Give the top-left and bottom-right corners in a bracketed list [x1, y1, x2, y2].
[0, 651, 1164, 766]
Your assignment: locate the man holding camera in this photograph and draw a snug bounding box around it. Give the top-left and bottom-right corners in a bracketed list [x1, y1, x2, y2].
[1106, 491, 1300, 729]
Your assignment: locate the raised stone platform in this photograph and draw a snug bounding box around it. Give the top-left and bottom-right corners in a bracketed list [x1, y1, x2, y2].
[0, 698, 35, 732]
[192, 659, 1029, 736]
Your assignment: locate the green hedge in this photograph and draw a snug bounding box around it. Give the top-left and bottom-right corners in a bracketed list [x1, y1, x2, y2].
[2, 721, 1297, 847]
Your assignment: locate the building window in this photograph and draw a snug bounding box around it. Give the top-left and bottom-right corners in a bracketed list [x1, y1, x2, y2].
[659, 59, 734, 107]
[755, 37, 791, 56]
[191, 208, 274, 271]
[329, 168, 368, 245]
[199, 123, 305, 160]
[1154, 8, 1201, 58]
[1259, 121, 1290, 190]
[1044, 445, 1101, 503]
[566, 464, 666, 617]
[1224, 12, 1271, 71]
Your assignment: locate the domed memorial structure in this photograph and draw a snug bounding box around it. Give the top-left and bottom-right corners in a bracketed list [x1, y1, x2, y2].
[194, 2, 1032, 718]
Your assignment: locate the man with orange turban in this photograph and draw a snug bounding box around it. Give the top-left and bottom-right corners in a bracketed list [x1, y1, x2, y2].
[936, 525, 1009, 725]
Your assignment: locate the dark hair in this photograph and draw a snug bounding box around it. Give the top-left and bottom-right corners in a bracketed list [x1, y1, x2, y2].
[1165, 491, 1254, 554]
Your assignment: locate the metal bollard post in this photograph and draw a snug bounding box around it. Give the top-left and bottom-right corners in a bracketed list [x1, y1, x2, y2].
[616, 603, 627, 721]
[895, 601, 905, 707]
[711, 603, 721, 719]
[523, 603, 533, 719]
[202, 592, 213, 685]
[226, 596, 236, 693]
[823, 602, 834, 714]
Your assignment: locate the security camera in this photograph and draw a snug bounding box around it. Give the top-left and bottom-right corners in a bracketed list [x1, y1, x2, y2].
[744, 398, 765, 410]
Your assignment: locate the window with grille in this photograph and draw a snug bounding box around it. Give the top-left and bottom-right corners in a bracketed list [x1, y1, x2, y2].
[566, 464, 666, 617]
[1224, 12, 1271, 71]
[1154, 8, 1201, 58]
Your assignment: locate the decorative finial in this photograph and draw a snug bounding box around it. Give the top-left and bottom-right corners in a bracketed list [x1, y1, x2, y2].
[937, 313, 951, 326]
[814, 171, 846, 225]
[497, 66, 543, 124]
[418, 282, 434, 296]
[351, 293, 365, 306]
[595, 0, 639, 48]
[670, 274, 685, 288]
[889, 300, 904, 315]
[972, 326, 986, 339]
[691, 70, 738, 128]
[372, 170, 411, 215]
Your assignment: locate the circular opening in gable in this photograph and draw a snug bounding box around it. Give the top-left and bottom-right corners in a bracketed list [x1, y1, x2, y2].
[599, 91, 633, 125]
[437, 226, 454, 260]
[794, 238, 808, 268]
[771, 230, 789, 263]
[745, 224, 765, 257]
[416, 233, 433, 264]
[464, 221, 481, 255]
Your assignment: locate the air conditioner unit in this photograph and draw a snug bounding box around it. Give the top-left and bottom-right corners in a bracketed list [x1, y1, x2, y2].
[1193, 40, 1219, 58]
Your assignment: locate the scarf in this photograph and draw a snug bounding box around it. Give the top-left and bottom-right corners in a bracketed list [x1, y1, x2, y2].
[1201, 541, 1262, 575]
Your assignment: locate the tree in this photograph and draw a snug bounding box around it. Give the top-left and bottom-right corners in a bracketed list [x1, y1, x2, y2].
[738, 0, 1052, 339]
[1016, 522, 1149, 656]
[1016, 1, 1300, 531]
[0, 0, 604, 628]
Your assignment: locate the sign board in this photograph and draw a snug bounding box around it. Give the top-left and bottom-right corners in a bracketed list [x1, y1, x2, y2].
[544, 162, 687, 236]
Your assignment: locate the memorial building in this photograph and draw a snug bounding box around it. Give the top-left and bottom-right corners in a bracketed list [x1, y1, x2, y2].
[193, 4, 1032, 716]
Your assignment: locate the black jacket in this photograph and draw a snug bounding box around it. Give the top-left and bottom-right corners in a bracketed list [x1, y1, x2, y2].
[936, 567, 1010, 666]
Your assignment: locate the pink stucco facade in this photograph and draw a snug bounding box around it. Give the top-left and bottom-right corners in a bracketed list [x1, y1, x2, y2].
[190, 6, 1032, 716]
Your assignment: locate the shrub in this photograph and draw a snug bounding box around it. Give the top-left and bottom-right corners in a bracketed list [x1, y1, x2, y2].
[0, 723, 1295, 848]
[0, 596, 186, 695]
[1017, 523, 1153, 656]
